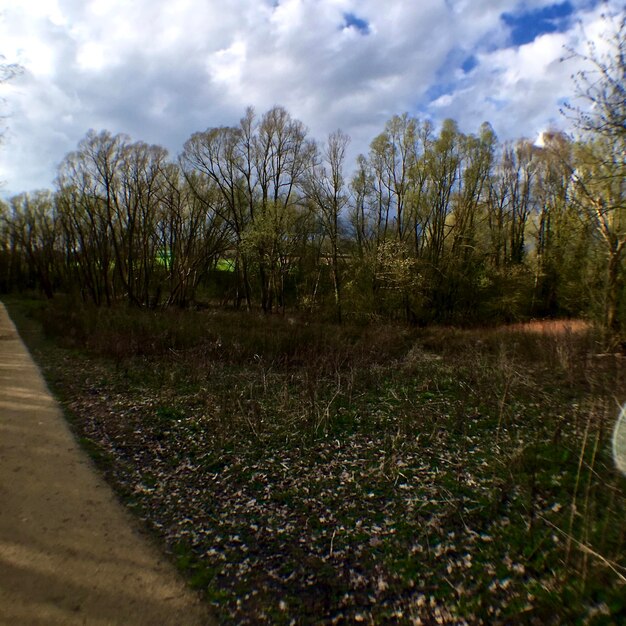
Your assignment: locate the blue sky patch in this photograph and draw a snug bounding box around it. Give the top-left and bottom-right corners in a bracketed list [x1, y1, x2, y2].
[343, 12, 370, 34]
[462, 55, 478, 73]
[421, 47, 479, 108]
[502, 2, 574, 46]
[425, 81, 456, 104]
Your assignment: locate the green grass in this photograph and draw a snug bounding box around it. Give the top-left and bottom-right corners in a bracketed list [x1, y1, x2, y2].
[5, 296, 626, 624]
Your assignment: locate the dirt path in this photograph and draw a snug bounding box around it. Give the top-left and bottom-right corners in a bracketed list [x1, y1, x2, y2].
[0, 302, 214, 625]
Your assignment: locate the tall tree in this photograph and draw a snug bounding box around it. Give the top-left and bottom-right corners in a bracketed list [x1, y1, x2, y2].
[567, 13, 626, 332]
[7, 191, 60, 298]
[158, 164, 229, 307]
[305, 130, 350, 321]
[181, 118, 255, 308]
[531, 131, 586, 316]
[117, 141, 169, 306]
[182, 106, 315, 312]
[56, 131, 129, 305]
[251, 106, 315, 312]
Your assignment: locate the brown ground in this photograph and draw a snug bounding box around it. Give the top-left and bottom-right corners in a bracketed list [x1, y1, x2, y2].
[0, 302, 214, 626]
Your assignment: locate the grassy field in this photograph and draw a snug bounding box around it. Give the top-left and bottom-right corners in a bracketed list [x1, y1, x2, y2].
[6, 297, 626, 625]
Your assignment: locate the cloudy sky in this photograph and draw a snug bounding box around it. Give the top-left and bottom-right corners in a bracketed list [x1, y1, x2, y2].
[0, 0, 622, 196]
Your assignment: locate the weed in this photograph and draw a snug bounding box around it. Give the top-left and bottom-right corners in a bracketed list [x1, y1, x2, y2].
[7, 297, 626, 624]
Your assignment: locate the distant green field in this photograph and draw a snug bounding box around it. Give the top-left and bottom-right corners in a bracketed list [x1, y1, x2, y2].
[215, 258, 235, 272]
[155, 252, 235, 273]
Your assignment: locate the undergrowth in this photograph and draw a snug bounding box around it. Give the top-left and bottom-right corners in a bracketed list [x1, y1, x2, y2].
[6, 296, 626, 625]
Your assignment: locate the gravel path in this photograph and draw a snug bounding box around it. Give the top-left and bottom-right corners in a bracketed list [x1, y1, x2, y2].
[0, 302, 214, 626]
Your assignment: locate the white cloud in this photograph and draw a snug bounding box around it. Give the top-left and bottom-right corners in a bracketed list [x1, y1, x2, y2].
[0, 0, 624, 195]
[76, 41, 105, 71]
[423, 1, 625, 141]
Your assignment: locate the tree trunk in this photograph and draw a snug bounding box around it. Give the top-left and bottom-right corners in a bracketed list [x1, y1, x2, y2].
[606, 249, 622, 333]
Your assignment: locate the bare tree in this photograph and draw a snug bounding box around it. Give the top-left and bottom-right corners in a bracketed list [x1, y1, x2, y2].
[158, 164, 229, 307]
[305, 130, 350, 321]
[182, 106, 315, 312]
[181, 122, 253, 308]
[6, 191, 60, 298]
[56, 131, 129, 305]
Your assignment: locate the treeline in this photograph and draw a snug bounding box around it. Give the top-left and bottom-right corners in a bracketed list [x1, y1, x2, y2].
[0, 106, 622, 328]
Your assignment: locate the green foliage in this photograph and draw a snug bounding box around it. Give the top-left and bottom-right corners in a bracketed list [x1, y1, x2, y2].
[0, 96, 622, 329]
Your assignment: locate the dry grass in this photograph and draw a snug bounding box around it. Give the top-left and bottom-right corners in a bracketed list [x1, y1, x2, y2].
[8, 298, 626, 625]
[501, 319, 591, 335]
